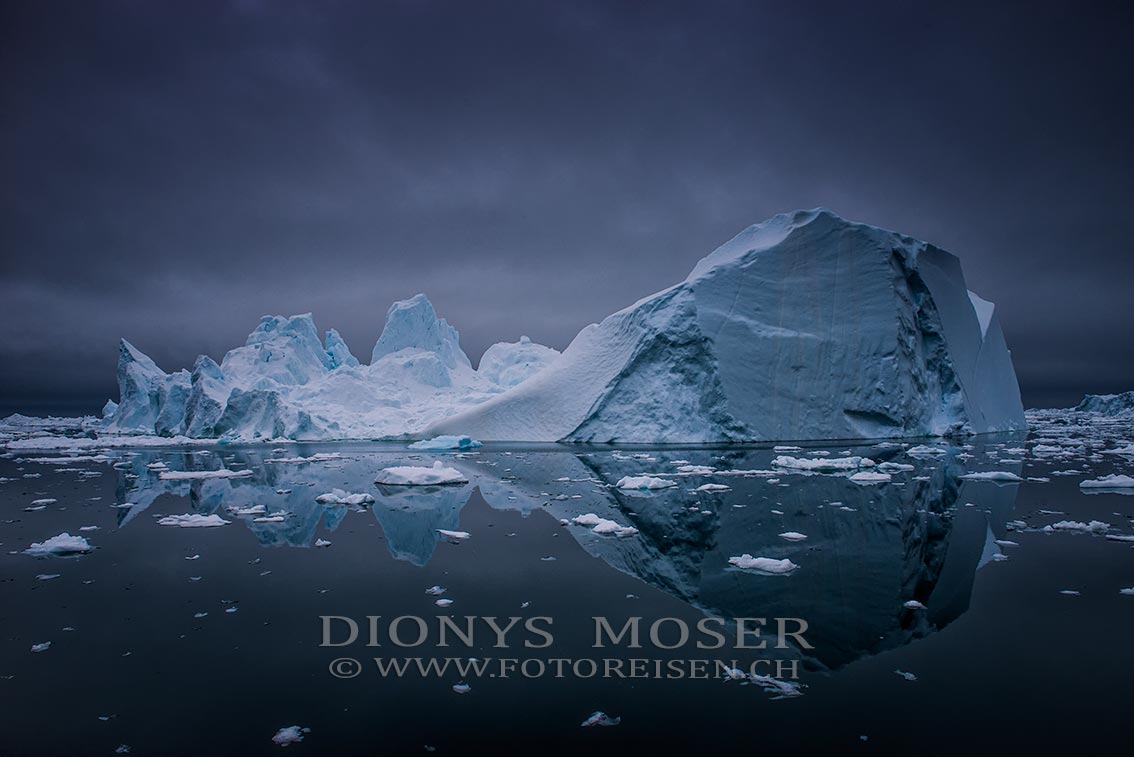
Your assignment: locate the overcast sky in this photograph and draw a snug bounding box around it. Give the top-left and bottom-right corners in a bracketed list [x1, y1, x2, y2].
[2, 0, 1131, 412]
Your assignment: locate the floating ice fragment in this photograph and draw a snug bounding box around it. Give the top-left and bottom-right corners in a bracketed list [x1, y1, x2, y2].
[271, 726, 310, 746]
[850, 471, 891, 484]
[436, 599, 454, 607]
[1043, 520, 1110, 534]
[31, 642, 51, 652]
[24, 533, 92, 557]
[1080, 474, 1134, 489]
[903, 600, 927, 610]
[375, 461, 468, 486]
[773, 455, 875, 472]
[695, 483, 731, 492]
[959, 471, 1023, 482]
[906, 445, 947, 456]
[425, 585, 446, 596]
[409, 435, 481, 450]
[615, 475, 677, 490]
[778, 532, 808, 542]
[571, 513, 639, 537]
[157, 514, 230, 528]
[452, 682, 470, 694]
[315, 489, 375, 505]
[580, 711, 621, 727]
[727, 554, 799, 574]
[158, 469, 253, 481]
[895, 670, 918, 681]
[437, 529, 470, 540]
[314, 539, 332, 548]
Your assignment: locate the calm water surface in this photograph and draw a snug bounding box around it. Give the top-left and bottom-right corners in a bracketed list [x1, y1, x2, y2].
[2, 435, 1132, 755]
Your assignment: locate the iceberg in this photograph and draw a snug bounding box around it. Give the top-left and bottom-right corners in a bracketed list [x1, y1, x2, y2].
[430, 210, 1026, 442]
[106, 295, 542, 441]
[94, 210, 1024, 444]
[1074, 391, 1134, 416]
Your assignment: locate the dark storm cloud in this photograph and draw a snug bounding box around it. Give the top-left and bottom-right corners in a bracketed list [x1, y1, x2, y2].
[2, 0, 1131, 411]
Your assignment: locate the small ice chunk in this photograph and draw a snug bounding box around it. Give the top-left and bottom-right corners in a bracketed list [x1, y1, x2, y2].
[315, 489, 375, 505]
[895, 670, 918, 681]
[437, 529, 470, 540]
[695, 483, 731, 492]
[271, 726, 310, 746]
[156, 514, 230, 528]
[903, 600, 927, 610]
[24, 533, 92, 557]
[850, 471, 891, 484]
[1080, 474, 1134, 489]
[31, 642, 51, 652]
[580, 711, 621, 727]
[425, 585, 446, 596]
[375, 461, 468, 486]
[1043, 520, 1110, 534]
[773, 455, 875, 472]
[158, 469, 253, 481]
[778, 532, 808, 542]
[436, 599, 454, 607]
[314, 538, 332, 548]
[727, 554, 799, 574]
[452, 682, 471, 694]
[571, 513, 639, 537]
[409, 435, 481, 451]
[615, 475, 677, 490]
[959, 471, 1023, 482]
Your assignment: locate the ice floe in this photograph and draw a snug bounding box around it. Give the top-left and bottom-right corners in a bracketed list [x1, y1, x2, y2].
[375, 461, 468, 486]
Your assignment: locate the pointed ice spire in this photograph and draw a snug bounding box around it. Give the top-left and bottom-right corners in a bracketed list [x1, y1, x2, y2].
[113, 338, 168, 430]
[324, 328, 359, 369]
[371, 294, 471, 368]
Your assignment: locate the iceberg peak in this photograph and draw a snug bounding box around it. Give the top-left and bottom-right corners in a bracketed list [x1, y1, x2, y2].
[371, 293, 471, 369]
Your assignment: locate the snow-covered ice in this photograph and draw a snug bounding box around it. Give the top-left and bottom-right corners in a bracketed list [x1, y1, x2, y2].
[156, 514, 231, 528]
[571, 513, 639, 537]
[24, 533, 92, 557]
[580, 711, 621, 727]
[271, 726, 309, 746]
[1080, 474, 1134, 489]
[375, 461, 468, 486]
[314, 489, 376, 505]
[614, 475, 677, 491]
[727, 554, 800, 574]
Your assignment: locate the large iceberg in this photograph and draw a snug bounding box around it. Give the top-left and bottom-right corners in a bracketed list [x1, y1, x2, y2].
[430, 209, 1026, 442]
[103, 209, 1025, 443]
[1074, 391, 1134, 416]
[108, 296, 553, 441]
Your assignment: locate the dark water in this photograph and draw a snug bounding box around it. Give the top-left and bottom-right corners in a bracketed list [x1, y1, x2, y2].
[2, 437, 1132, 755]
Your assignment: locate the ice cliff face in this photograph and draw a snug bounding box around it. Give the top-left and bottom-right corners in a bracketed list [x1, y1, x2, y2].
[429, 209, 1026, 442]
[1074, 391, 1134, 415]
[106, 210, 1025, 443]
